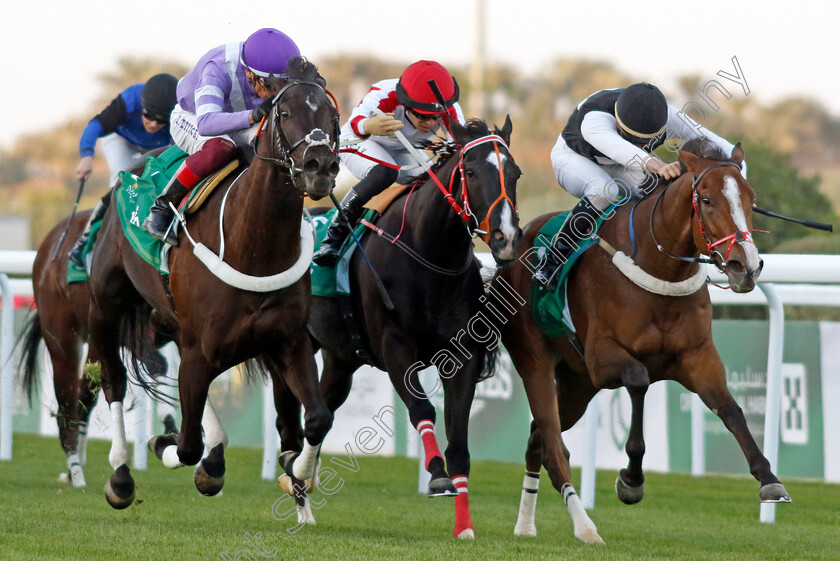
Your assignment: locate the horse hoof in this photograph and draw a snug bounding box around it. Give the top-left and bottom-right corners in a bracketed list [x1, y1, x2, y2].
[455, 528, 475, 539]
[104, 464, 135, 509]
[194, 444, 225, 497]
[427, 476, 458, 497]
[513, 523, 537, 537]
[148, 433, 178, 460]
[759, 483, 791, 503]
[615, 474, 644, 505]
[278, 450, 299, 476]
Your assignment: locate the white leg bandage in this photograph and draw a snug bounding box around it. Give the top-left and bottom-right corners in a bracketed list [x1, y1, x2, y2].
[108, 402, 129, 469]
[514, 471, 540, 537]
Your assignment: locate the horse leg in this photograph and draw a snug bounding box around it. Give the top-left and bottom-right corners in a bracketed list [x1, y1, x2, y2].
[88, 307, 135, 509]
[681, 348, 790, 502]
[440, 364, 482, 539]
[513, 420, 543, 537]
[512, 347, 603, 544]
[271, 368, 318, 526]
[193, 395, 227, 497]
[49, 348, 87, 488]
[76, 366, 99, 468]
[274, 335, 333, 482]
[587, 341, 650, 505]
[380, 332, 455, 498]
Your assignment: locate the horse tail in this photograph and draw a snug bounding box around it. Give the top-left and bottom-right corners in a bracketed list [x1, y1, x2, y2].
[17, 309, 42, 406]
[243, 355, 273, 386]
[478, 341, 499, 383]
[118, 303, 174, 405]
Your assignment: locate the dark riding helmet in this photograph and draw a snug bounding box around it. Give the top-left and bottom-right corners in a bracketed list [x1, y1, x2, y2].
[140, 73, 178, 123]
[396, 60, 460, 115]
[614, 82, 668, 144]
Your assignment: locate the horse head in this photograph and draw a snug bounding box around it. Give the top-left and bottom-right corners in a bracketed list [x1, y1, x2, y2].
[259, 57, 341, 200]
[450, 116, 521, 263]
[679, 141, 763, 292]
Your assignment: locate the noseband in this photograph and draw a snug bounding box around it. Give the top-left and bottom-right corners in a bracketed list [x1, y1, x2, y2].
[253, 79, 339, 191]
[436, 134, 515, 243]
[650, 160, 755, 272]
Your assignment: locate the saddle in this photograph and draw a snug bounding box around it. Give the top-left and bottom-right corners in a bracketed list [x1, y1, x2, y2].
[112, 146, 241, 274]
[529, 203, 621, 338]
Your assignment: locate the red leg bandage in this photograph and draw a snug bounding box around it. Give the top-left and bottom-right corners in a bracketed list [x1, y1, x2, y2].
[452, 475, 473, 537]
[416, 419, 443, 471]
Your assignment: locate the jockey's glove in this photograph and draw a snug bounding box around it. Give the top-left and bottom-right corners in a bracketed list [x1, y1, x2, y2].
[363, 113, 404, 136]
[251, 98, 275, 124]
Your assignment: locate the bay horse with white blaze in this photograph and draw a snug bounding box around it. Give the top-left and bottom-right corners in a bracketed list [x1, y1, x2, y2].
[494, 139, 789, 544]
[297, 118, 520, 538]
[87, 57, 340, 508]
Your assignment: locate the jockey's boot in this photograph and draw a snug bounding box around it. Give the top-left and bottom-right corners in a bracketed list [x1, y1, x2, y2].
[312, 189, 366, 267]
[533, 199, 603, 291]
[142, 178, 190, 246]
[312, 165, 399, 267]
[68, 193, 111, 270]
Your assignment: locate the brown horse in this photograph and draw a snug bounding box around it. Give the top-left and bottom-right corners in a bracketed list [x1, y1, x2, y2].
[17, 210, 175, 489]
[494, 139, 789, 544]
[300, 118, 520, 538]
[87, 57, 340, 508]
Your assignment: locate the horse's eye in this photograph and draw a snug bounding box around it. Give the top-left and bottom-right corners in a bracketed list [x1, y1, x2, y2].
[701, 197, 711, 205]
[279, 111, 290, 119]
[465, 169, 474, 177]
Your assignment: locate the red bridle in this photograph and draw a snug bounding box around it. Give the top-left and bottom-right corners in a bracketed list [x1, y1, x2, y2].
[690, 162, 756, 270]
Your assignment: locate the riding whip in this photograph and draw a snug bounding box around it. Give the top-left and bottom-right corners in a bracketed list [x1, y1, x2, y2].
[328, 192, 395, 311]
[51, 178, 86, 262]
[752, 206, 833, 232]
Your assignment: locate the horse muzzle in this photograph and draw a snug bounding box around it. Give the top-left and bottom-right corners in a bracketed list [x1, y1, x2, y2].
[725, 256, 764, 293]
[299, 153, 340, 200]
[488, 226, 521, 264]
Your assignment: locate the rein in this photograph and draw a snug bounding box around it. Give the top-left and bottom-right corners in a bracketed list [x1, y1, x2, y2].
[359, 133, 512, 275]
[648, 161, 754, 272]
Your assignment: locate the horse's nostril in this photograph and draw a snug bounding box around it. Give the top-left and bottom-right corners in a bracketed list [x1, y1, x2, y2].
[329, 161, 340, 176]
[304, 159, 320, 174]
[492, 231, 504, 241]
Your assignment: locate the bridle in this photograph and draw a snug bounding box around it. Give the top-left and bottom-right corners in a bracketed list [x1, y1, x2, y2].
[252, 79, 340, 193]
[649, 160, 755, 273]
[439, 134, 516, 243]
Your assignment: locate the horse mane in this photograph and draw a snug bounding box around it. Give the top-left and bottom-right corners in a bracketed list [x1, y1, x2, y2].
[681, 137, 732, 162]
[285, 56, 326, 87]
[462, 118, 492, 139]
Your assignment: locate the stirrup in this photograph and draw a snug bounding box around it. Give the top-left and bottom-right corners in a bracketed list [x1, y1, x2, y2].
[142, 214, 179, 247]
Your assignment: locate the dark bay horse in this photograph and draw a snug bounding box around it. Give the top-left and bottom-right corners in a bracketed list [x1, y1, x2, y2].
[17, 210, 175, 489]
[87, 57, 340, 508]
[299, 118, 521, 538]
[494, 139, 789, 544]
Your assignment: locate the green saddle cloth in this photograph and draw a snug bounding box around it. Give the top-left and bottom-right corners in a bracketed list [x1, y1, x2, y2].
[113, 146, 189, 274]
[309, 208, 376, 298]
[529, 205, 617, 338]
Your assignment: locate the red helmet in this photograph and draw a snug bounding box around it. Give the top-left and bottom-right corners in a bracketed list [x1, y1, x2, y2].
[396, 60, 459, 114]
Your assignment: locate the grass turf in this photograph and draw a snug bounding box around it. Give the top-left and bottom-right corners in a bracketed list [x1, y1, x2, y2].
[0, 434, 838, 561]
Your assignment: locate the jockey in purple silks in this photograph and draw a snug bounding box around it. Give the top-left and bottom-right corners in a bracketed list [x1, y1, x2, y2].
[143, 28, 300, 246]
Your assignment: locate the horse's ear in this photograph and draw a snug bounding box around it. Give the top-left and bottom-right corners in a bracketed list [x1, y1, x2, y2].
[495, 115, 513, 146]
[678, 150, 701, 173]
[451, 119, 469, 145]
[731, 142, 744, 165]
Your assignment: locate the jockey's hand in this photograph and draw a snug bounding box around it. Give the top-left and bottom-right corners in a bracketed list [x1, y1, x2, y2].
[646, 158, 682, 180]
[364, 113, 404, 136]
[250, 97, 274, 125]
[76, 156, 94, 181]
